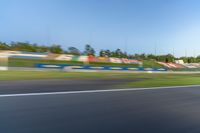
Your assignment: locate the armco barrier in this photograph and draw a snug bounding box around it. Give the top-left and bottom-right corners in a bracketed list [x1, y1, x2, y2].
[35, 64, 167, 72]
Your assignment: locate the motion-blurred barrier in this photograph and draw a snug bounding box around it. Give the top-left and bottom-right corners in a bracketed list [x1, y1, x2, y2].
[0, 53, 8, 70]
[157, 62, 186, 68]
[0, 50, 142, 64]
[36, 64, 167, 72]
[0, 51, 48, 59]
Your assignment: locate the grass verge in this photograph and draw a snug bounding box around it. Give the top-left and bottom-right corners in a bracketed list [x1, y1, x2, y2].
[1, 71, 200, 88]
[126, 73, 200, 88]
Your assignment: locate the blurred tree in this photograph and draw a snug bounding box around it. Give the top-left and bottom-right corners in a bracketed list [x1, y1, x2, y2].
[0, 42, 10, 50]
[105, 50, 111, 57]
[84, 44, 95, 56]
[99, 50, 106, 57]
[49, 45, 63, 54]
[115, 49, 123, 58]
[68, 47, 80, 55]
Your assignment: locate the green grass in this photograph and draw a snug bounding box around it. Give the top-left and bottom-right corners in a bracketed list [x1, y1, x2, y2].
[0, 71, 125, 81]
[8, 58, 84, 67]
[126, 73, 200, 88]
[142, 60, 164, 68]
[1, 71, 200, 88]
[171, 68, 200, 71]
[8, 58, 163, 68]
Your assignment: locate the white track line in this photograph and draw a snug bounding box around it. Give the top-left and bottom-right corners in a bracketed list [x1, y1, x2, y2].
[0, 85, 200, 98]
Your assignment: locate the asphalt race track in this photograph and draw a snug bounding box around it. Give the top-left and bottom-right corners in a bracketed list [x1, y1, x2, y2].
[1, 80, 200, 133]
[0, 78, 133, 94]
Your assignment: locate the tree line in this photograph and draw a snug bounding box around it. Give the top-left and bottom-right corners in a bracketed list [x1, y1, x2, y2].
[0, 41, 200, 63]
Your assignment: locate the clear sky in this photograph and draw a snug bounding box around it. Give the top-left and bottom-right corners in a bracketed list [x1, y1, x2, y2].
[1, 0, 200, 57]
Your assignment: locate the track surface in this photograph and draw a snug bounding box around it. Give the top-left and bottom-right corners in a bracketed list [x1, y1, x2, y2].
[1, 80, 200, 133]
[0, 78, 133, 94]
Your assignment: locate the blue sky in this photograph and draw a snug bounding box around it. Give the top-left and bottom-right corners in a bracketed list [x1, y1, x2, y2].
[1, 0, 200, 57]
